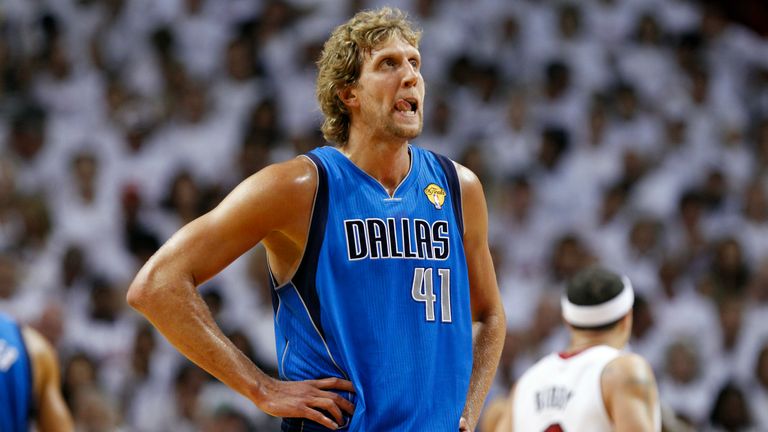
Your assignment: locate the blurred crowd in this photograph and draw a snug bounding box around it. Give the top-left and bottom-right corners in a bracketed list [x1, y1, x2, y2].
[1, 0, 768, 430]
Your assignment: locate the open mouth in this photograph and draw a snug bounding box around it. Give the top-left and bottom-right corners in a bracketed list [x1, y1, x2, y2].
[394, 98, 418, 116]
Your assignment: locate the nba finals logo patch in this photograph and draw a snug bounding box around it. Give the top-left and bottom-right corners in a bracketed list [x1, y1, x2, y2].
[424, 183, 446, 210]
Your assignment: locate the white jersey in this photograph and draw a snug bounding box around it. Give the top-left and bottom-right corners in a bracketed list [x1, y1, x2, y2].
[512, 345, 630, 432]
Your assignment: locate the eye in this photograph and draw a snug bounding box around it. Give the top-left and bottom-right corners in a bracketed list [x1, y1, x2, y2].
[381, 58, 396, 68]
[409, 59, 420, 69]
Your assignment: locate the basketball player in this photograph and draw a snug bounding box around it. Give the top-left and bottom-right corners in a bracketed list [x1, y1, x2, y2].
[127, 7, 505, 432]
[493, 267, 660, 431]
[0, 313, 74, 432]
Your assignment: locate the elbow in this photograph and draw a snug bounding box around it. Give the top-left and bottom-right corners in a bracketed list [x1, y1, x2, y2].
[126, 265, 163, 313]
[126, 274, 150, 312]
[477, 303, 507, 335]
[491, 307, 507, 337]
[127, 260, 195, 315]
[496, 304, 507, 330]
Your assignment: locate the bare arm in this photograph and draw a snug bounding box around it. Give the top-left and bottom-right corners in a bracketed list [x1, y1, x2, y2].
[22, 327, 74, 432]
[492, 386, 515, 432]
[456, 164, 507, 431]
[126, 158, 354, 429]
[479, 397, 507, 432]
[602, 353, 660, 432]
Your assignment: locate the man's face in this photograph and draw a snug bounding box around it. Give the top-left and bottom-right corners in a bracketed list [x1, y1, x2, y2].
[349, 37, 424, 141]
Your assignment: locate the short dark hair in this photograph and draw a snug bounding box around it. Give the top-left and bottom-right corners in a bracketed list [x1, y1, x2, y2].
[566, 266, 627, 331]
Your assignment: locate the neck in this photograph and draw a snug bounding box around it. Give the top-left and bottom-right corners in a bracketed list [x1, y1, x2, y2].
[565, 329, 626, 354]
[341, 126, 412, 195]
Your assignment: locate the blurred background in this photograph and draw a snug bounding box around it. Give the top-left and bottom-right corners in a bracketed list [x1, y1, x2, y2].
[1, 0, 768, 430]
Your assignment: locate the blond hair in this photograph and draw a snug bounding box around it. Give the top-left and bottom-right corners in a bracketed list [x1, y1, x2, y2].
[316, 8, 421, 145]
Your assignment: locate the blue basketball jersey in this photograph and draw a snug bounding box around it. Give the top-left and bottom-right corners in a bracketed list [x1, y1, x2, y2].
[271, 145, 473, 431]
[0, 314, 33, 432]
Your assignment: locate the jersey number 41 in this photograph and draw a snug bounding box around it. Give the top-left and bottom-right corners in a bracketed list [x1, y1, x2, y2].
[411, 267, 452, 323]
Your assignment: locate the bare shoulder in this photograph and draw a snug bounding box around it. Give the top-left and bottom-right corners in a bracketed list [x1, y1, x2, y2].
[21, 326, 54, 363]
[215, 156, 319, 231]
[603, 353, 655, 383]
[451, 160, 483, 193]
[449, 160, 486, 219]
[448, 159, 490, 246]
[602, 353, 660, 429]
[240, 156, 318, 200]
[602, 352, 657, 398]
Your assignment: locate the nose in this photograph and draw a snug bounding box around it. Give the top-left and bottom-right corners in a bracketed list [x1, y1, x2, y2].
[402, 64, 419, 88]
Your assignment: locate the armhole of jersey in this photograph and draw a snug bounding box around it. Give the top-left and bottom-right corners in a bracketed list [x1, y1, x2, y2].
[16, 324, 36, 423]
[598, 351, 622, 427]
[431, 152, 465, 237]
[287, 152, 330, 339]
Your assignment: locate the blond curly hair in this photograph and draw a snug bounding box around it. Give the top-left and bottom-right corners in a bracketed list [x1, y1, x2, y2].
[316, 8, 421, 145]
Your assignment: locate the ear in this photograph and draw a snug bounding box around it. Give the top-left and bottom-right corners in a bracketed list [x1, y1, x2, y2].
[621, 311, 633, 330]
[338, 86, 359, 109]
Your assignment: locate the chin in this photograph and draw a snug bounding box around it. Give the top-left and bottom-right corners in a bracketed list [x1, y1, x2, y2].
[401, 128, 422, 140]
[389, 121, 423, 141]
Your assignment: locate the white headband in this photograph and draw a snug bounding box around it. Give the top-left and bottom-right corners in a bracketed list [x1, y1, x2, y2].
[561, 276, 635, 327]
